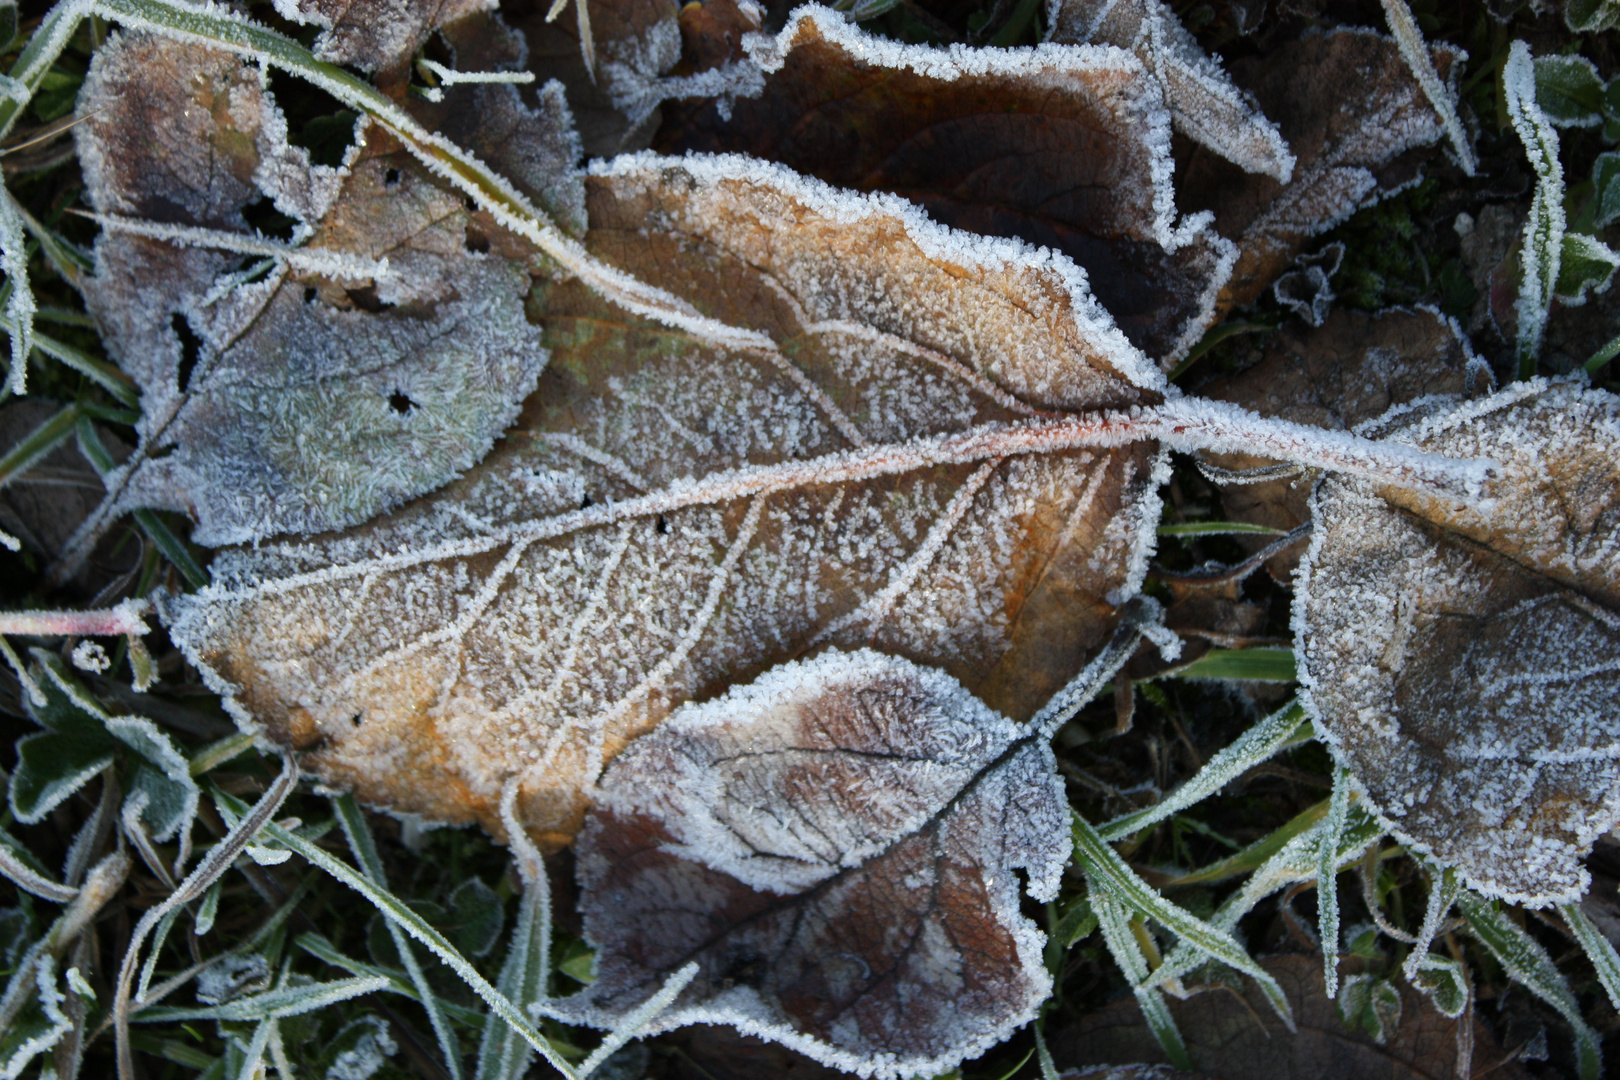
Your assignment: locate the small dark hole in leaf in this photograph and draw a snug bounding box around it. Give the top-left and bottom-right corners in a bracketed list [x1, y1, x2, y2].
[388, 391, 417, 416]
[240, 196, 298, 243]
[465, 195, 479, 214]
[171, 313, 202, 392]
[384, 167, 401, 187]
[580, 493, 594, 510]
[351, 713, 364, 727]
[345, 286, 394, 313]
[656, 515, 669, 535]
[303, 286, 318, 304]
[147, 443, 177, 462]
[719, 953, 766, 989]
[464, 226, 490, 255]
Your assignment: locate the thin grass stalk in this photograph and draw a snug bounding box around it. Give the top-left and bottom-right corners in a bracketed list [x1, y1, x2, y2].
[114, 755, 298, 1080]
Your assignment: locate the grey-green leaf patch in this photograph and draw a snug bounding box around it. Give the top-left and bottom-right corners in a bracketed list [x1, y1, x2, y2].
[65, 31, 553, 557]
[1554, 232, 1620, 305]
[1533, 53, 1605, 128]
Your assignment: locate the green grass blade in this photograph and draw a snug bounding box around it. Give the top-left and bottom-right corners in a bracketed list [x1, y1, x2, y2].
[215, 789, 577, 1079]
[1101, 701, 1307, 841]
[1093, 893, 1190, 1070]
[133, 976, 389, 1023]
[1457, 892, 1600, 1080]
[1073, 812, 1294, 1030]
[0, 399, 77, 489]
[295, 933, 487, 1028]
[0, 0, 91, 143]
[1164, 648, 1296, 683]
[1157, 521, 1286, 537]
[333, 794, 464, 1080]
[478, 786, 557, 1080]
[1317, 765, 1351, 997]
[1159, 800, 1330, 888]
[2, 318, 138, 405]
[1560, 903, 1620, 1012]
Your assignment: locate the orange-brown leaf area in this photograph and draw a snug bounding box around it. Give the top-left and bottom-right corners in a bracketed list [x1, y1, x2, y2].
[165, 152, 1166, 847]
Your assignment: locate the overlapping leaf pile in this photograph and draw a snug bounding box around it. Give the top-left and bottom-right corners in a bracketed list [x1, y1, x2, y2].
[2, 0, 1620, 1078]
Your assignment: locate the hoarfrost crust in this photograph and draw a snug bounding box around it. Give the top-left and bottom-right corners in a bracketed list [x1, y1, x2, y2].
[1296, 380, 1620, 906]
[1046, 0, 1295, 182]
[560, 649, 1067, 1080]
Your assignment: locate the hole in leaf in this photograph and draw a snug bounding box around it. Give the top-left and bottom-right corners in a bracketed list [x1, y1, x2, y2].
[303, 286, 318, 304]
[384, 167, 401, 187]
[351, 712, 364, 727]
[464, 226, 490, 255]
[656, 514, 669, 535]
[240, 196, 298, 243]
[171, 313, 202, 391]
[345, 286, 395, 313]
[580, 493, 594, 510]
[464, 195, 479, 214]
[388, 391, 417, 416]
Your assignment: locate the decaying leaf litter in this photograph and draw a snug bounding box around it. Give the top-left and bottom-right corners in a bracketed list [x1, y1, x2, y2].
[0, 0, 1618, 1078]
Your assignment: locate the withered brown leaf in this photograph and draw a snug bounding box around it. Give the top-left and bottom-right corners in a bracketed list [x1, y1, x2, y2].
[1056, 954, 1532, 1080]
[69, 33, 553, 551]
[1178, 28, 1461, 315]
[1199, 305, 1482, 581]
[270, 0, 494, 78]
[656, 7, 1234, 365]
[557, 649, 1069, 1079]
[162, 151, 1172, 846]
[1046, 0, 1294, 182]
[1296, 379, 1620, 906]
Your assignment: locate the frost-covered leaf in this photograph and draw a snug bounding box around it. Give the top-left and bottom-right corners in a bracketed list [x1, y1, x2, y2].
[1179, 29, 1460, 313]
[555, 649, 1069, 1079]
[1534, 53, 1605, 128]
[70, 32, 554, 550]
[1338, 974, 1402, 1045]
[658, 6, 1234, 365]
[11, 652, 198, 841]
[270, 0, 494, 77]
[1296, 379, 1620, 906]
[1506, 40, 1566, 375]
[1593, 151, 1620, 230]
[1045, 0, 1293, 182]
[513, 0, 683, 156]
[1565, 0, 1620, 32]
[160, 151, 1174, 845]
[1199, 305, 1480, 581]
[1554, 232, 1620, 304]
[1272, 242, 1342, 327]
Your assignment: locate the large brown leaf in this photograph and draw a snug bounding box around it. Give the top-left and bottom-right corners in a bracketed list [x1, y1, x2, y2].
[162, 152, 1174, 845]
[70, 33, 555, 551]
[1296, 379, 1620, 906]
[558, 648, 1069, 1078]
[656, 7, 1234, 365]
